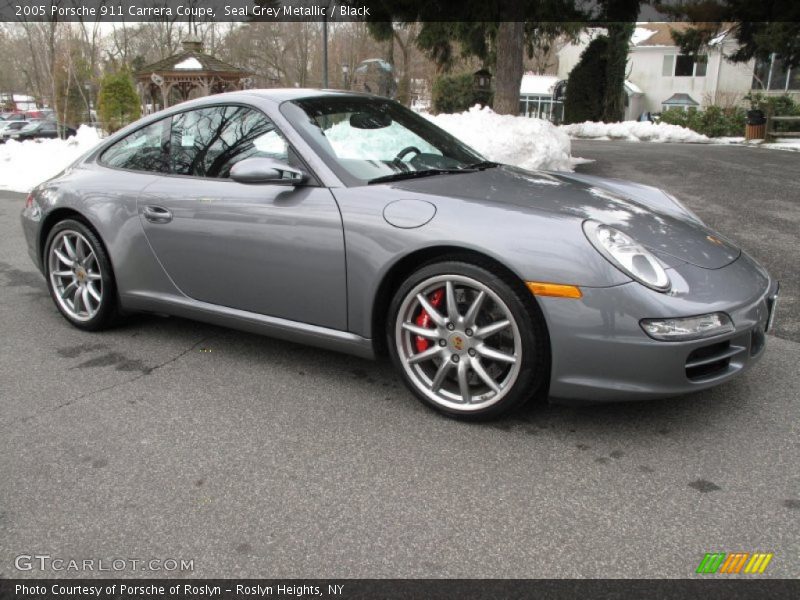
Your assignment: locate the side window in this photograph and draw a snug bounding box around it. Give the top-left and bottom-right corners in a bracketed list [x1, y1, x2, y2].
[169, 105, 289, 178]
[101, 119, 168, 173]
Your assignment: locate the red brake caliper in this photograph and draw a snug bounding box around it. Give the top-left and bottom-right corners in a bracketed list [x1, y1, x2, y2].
[414, 288, 445, 353]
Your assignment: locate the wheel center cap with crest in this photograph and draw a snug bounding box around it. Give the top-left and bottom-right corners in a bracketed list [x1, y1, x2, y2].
[449, 333, 466, 352]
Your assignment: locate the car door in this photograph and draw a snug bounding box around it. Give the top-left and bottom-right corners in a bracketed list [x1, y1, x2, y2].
[136, 104, 348, 331]
[38, 121, 58, 139]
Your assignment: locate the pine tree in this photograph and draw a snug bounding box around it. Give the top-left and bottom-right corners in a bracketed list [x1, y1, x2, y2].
[97, 71, 140, 134]
[564, 37, 609, 123]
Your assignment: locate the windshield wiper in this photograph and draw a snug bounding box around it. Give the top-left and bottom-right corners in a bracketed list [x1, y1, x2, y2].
[464, 160, 500, 170]
[367, 168, 475, 185]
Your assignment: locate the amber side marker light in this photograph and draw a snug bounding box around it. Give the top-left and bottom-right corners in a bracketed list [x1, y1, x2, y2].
[526, 282, 583, 299]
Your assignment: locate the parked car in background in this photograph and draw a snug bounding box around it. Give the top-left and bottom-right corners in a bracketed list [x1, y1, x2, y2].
[0, 120, 31, 142]
[8, 120, 76, 141]
[1, 112, 28, 122]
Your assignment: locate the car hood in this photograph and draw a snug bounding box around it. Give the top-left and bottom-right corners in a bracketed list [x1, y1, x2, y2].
[388, 165, 740, 269]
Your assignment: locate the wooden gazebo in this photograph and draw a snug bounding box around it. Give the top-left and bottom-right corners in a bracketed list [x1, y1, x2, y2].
[135, 38, 252, 112]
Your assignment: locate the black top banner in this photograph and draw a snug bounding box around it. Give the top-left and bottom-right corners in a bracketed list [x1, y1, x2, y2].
[0, 0, 798, 23]
[1, 579, 800, 600]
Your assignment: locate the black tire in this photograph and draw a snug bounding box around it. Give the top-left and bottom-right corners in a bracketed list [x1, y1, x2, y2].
[387, 259, 549, 420]
[43, 218, 119, 331]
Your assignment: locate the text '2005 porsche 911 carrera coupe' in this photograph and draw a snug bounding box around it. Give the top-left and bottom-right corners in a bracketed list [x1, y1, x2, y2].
[21, 90, 779, 419]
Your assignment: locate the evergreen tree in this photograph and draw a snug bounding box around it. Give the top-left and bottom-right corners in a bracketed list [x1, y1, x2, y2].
[97, 71, 140, 134]
[657, 1, 800, 68]
[564, 37, 609, 123]
[362, 1, 582, 115]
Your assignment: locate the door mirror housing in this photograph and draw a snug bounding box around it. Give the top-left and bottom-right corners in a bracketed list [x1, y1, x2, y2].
[230, 157, 307, 185]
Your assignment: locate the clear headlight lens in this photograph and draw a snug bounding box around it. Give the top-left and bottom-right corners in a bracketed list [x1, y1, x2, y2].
[640, 313, 734, 341]
[583, 220, 671, 291]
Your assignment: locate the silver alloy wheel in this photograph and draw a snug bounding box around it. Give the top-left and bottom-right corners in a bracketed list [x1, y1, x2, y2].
[48, 230, 103, 322]
[395, 274, 523, 412]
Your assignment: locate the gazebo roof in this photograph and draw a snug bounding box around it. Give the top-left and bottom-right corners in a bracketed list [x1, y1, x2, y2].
[136, 38, 250, 78]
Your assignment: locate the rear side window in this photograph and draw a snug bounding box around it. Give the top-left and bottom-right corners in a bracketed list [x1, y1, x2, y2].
[169, 105, 289, 178]
[101, 118, 169, 173]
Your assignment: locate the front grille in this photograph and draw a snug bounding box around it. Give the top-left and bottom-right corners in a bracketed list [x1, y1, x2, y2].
[685, 340, 745, 382]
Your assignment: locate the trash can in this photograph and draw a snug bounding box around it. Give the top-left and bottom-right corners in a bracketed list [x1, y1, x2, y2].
[745, 109, 766, 140]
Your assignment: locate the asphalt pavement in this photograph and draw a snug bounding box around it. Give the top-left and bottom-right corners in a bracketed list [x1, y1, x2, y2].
[0, 141, 798, 579]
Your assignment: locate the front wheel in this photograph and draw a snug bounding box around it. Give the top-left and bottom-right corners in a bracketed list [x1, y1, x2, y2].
[387, 261, 549, 419]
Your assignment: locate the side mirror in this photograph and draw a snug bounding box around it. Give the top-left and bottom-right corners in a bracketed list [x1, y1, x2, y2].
[230, 157, 307, 185]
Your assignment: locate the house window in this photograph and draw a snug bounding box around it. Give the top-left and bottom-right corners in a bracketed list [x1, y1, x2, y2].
[675, 55, 694, 76]
[662, 55, 674, 77]
[694, 55, 708, 77]
[519, 95, 563, 122]
[753, 54, 800, 91]
[664, 54, 707, 77]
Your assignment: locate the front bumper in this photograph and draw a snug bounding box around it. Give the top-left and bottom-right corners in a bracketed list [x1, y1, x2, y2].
[540, 252, 777, 402]
[20, 200, 43, 272]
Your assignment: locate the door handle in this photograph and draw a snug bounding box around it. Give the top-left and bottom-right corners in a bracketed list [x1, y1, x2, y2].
[142, 205, 172, 224]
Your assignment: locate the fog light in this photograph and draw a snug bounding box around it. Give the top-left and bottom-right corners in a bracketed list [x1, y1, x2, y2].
[640, 313, 734, 341]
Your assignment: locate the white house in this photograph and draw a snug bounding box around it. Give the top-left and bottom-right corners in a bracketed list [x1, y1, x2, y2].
[556, 23, 800, 118]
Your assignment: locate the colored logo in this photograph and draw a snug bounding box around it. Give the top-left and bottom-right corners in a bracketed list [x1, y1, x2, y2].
[450, 335, 465, 351]
[696, 552, 773, 574]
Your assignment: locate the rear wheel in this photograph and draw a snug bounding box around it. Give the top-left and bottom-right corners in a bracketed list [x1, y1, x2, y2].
[44, 219, 118, 331]
[388, 260, 548, 419]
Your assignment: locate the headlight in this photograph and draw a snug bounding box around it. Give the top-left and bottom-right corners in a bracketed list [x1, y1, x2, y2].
[583, 220, 671, 291]
[640, 313, 734, 341]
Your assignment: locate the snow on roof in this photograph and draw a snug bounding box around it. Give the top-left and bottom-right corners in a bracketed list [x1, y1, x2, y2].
[174, 57, 203, 70]
[12, 94, 35, 102]
[631, 22, 694, 47]
[624, 80, 643, 95]
[708, 28, 731, 46]
[631, 27, 656, 46]
[520, 74, 558, 96]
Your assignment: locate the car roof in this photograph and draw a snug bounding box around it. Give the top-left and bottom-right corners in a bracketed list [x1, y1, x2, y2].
[166, 88, 382, 111]
[243, 88, 379, 102]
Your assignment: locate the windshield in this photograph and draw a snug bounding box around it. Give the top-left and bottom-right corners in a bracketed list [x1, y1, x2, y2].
[280, 96, 485, 186]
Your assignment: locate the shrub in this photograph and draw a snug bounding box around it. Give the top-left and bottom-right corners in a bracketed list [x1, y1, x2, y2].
[97, 70, 141, 134]
[431, 73, 492, 114]
[660, 105, 747, 137]
[563, 36, 609, 124]
[744, 92, 800, 132]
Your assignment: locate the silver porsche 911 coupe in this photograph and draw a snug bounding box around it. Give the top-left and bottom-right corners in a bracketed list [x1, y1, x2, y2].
[21, 90, 779, 419]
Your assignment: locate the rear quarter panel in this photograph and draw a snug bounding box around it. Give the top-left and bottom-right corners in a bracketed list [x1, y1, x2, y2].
[31, 163, 182, 302]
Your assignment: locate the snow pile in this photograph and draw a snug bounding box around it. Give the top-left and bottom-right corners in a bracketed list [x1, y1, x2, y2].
[762, 138, 800, 152]
[0, 125, 102, 193]
[561, 120, 710, 144]
[424, 105, 575, 171]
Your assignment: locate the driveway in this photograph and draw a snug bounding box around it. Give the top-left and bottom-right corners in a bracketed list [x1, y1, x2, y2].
[0, 141, 797, 579]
